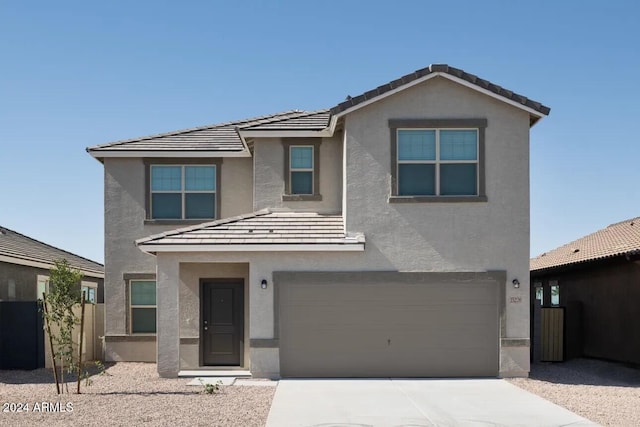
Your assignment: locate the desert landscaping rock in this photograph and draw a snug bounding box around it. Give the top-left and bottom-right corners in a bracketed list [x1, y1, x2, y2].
[2, 358, 639, 426]
[508, 358, 640, 427]
[0, 362, 275, 427]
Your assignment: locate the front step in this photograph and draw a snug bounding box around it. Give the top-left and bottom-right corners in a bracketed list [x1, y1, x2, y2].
[178, 369, 251, 377]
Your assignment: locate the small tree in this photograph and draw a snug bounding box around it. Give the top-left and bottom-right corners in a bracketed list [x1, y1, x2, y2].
[42, 259, 85, 394]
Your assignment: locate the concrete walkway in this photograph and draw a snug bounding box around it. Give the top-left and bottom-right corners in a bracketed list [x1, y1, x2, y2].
[266, 378, 598, 427]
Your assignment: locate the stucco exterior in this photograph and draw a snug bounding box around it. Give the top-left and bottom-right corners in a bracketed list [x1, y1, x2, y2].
[0, 261, 103, 303]
[96, 70, 545, 378]
[103, 156, 253, 359]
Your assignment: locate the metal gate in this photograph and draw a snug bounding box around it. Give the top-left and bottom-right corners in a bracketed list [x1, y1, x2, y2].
[0, 301, 45, 369]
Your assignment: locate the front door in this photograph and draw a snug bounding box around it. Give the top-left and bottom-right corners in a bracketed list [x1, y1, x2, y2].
[201, 280, 244, 366]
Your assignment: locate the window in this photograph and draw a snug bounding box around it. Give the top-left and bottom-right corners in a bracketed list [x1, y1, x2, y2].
[81, 282, 97, 304]
[389, 119, 487, 202]
[550, 280, 560, 306]
[290, 146, 314, 194]
[130, 280, 156, 334]
[150, 165, 217, 219]
[397, 129, 478, 196]
[282, 140, 322, 201]
[37, 275, 49, 300]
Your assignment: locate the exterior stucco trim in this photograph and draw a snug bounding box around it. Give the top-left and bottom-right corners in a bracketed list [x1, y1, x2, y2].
[143, 158, 223, 221]
[104, 335, 157, 342]
[389, 196, 488, 203]
[250, 339, 279, 348]
[123, 273, 156, 280]
[389, 119, 487, 200]
[282, 139, 322, 199]
[501, 338, 530, 347]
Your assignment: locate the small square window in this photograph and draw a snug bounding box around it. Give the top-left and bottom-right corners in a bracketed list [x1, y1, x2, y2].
[283, 142, 322, 201]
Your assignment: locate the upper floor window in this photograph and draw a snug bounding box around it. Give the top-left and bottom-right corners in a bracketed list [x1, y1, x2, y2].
[282, 140, 322, 201]
[397, 129, 477, 196]
[290, 146, 314, 195]
[150, 165, 217, 219]
[389, 119, 487, 203]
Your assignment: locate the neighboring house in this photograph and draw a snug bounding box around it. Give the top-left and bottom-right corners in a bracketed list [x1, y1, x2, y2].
[530, 217, 640, 365]
[87, 64, 550, 378]
[0, 226, 104, 302]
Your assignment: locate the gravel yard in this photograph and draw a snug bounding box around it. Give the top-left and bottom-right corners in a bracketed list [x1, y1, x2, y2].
[508, 358, 640, 426]
[2, 358, 640, 426]
[0, 362, 275, 427]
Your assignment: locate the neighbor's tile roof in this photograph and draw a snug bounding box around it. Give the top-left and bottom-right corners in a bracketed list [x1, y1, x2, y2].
[87, 110, 330, 154]
[0, 226, 104, 276]
[330, 64, 551, 123]
[136, 210, 364, 247]
[530, 217, 640, 272]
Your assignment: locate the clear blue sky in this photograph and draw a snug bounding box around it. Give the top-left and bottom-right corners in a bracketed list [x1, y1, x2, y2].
[1, 1, 639, 264]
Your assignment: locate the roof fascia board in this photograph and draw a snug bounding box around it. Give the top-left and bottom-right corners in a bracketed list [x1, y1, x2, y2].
[138, 243, 365, 254]
[238, 129, 334, 138]
[441, 73, 546, 120]
[0, 254, 105, 278]
[333, 72, 546, 123]
[88, 150, 251, 159]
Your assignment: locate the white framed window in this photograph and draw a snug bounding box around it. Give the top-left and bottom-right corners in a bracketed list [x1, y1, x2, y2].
[397, 129, 478, 196]
[150, 165, 216, 219]
[81, 281, 97, 304]
[289, 146, 314, 195]
[36, 275, 49, 300]
[130, 280, 157, 334]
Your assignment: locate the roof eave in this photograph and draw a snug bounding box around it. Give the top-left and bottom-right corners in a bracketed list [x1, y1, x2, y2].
[138, 243, 365, 255]
[238, 129, 334, 138]
[87, 149, 251, 159]
[0, 254, 105, 278]
[332, 72, 548, 127]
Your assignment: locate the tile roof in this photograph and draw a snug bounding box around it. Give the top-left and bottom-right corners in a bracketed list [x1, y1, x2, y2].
[88, 64, 549, 155]
[0, 226, 104, 277]
[241, 110, 330, 130]
[136, 210, 364, 248]
[87, 110, 329, 154]
[530, 217, 640, 272]
[330, 64, 551, 124]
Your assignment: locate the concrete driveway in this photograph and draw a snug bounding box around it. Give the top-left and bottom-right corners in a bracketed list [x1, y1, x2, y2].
[266, 378, 598, 427]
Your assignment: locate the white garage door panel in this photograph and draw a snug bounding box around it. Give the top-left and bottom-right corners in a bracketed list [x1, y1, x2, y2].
[279, 277, 500, 378]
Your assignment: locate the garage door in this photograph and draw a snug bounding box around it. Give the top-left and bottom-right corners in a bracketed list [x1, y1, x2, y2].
[277, 272, 501, 378]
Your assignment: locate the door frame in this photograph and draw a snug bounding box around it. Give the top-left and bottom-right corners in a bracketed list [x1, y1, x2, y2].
[199, 278, 245, 367]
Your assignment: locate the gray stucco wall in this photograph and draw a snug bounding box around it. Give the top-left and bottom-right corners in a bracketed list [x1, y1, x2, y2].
[253, 135, 343, 213]
[0, 261, 103, 302]
[106, 75, 535, 376]
[103, 156, 253, 352]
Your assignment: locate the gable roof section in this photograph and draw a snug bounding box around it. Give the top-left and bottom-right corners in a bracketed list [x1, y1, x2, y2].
[87, 64, 550, 157]
[531, 217, 640, 272]
[87, 110, 330, 158]
[0, 226, 104, 278]
[330, 64, 551, 126]
[136, 210, 365, 253]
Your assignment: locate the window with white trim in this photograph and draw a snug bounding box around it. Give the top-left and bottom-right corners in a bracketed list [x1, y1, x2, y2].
[130, 280, 156, 334]
[397, 129, 478, 196]
[150, 165, 216, 219]
[289, 146, 314, 195]
[81, 281, 97, 304]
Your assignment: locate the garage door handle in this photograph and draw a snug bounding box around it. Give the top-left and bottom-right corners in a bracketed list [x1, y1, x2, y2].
[388, 339, 391, 346]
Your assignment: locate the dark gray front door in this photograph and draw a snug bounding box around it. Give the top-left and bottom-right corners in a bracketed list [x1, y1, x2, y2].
[201, 280, 244, 366]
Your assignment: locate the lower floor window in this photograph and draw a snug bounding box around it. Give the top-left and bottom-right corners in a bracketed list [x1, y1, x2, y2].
[130, 280, 157, 333]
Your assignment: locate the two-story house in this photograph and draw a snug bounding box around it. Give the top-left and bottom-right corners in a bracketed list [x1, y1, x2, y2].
[87, 64, 549, 378]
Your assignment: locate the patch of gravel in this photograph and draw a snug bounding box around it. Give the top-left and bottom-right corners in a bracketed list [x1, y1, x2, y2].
[507, 358, 640, 426]
[0, 362, 275, 426]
